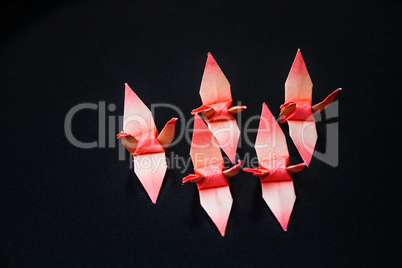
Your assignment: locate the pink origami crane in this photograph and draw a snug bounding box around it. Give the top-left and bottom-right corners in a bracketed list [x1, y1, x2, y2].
[279, 49, 341, 166]
[117, 83, 177, 203]
[191, 53, 246, 163]
[244, 103, 305, 231]
[183, 113, 241, 236]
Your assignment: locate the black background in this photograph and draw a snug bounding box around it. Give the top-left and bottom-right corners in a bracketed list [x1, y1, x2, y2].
[0, 0, 400, 267]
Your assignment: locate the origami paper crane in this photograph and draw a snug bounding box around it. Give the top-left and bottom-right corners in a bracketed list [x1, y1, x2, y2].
[191, 53, 246, 164]
[279, 49, 341, 166]
[183, 113, 241, 236]
[244, 103, 305, 231]
[117, 83, 177, 203]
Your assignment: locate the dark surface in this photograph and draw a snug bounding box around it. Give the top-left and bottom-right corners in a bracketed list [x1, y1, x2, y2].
[0, 0, 400, 267]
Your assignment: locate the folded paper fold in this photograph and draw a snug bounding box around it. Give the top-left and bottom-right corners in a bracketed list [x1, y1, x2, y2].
[191, 53, 246, 163]
[183, 113, 241, 236]
[244, 103, 304, 231]
[280, 49, 340, 166]
[117, 83, 177, 203]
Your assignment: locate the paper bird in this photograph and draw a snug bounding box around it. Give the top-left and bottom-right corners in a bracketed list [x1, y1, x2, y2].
[279, 49, 341, 166]
[191, 53, 246, 163]
[117, 83, 177, 203]
[244, 103, 305, 231]
[183, 113, 241, 236]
